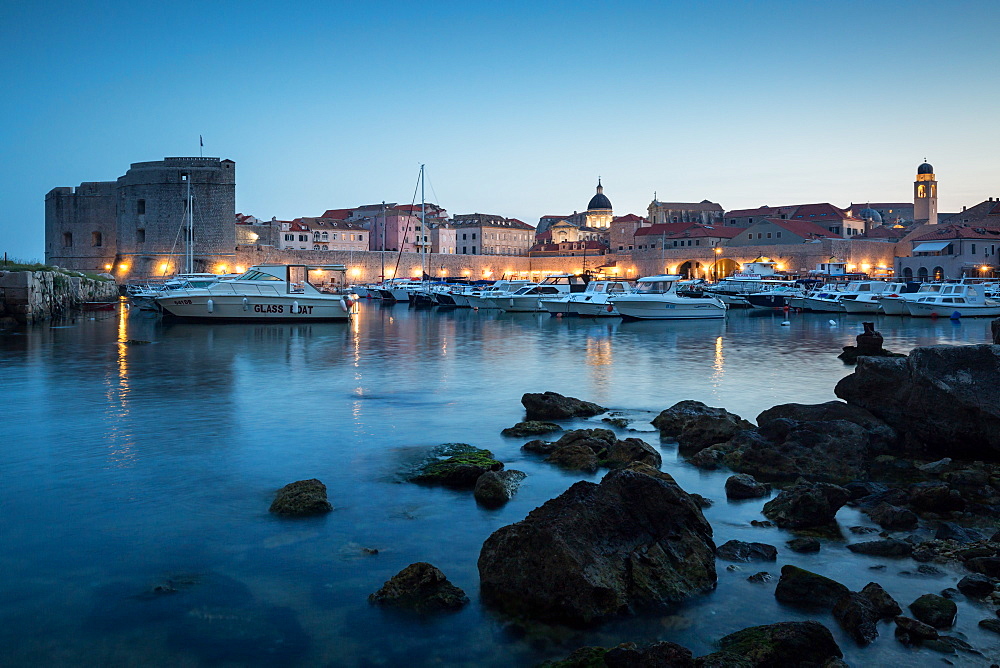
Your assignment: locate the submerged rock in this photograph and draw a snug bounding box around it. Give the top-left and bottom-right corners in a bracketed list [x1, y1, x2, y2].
[547, 444, 599, 473]
[541, 641, 695, 668]
[725, 473, 771, 500]
[478, 464, 716, 626]
[716, 540, 777, 562]
[651, 400, 753, 452]
[707, 621, 843, 666]
[605, 437, 661, 468]
[957, 573, 995, 597]
[526, 429, 660, 471]
[368, 562, 468, 613]
[521, 391, 606, 420]
[409, 443, 503, 489]
[762, 482, 850, 528]
[774, 565, 849, 608]
[474, 470, 527, 508]
[908, 593, 957, 628]
[269, 479, 333, 516]
[501, 421, 563, 437]
[835, 344, 1000, 458]
[786, 537, 821, 554]
[894, 615, 939, 645]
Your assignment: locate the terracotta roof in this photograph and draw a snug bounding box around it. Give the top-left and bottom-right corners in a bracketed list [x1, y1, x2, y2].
[319, 208, 352, 220]
[912, 224, 1000, 242]
[855, 226, 911, 240]
[612, 214, 646, 223]
[651, 200, 723, 212]
[664, 225, 742, 239]
[725, 206, 782, 218]
[790, 203, 850, 220]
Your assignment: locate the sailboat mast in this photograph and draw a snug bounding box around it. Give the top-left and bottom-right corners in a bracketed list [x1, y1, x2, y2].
[420, 164, 426, 282]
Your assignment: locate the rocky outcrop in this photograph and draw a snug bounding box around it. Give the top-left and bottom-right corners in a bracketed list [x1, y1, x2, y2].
[719, 418, 874, 484]
[786, 537, 820, 554]
[521, 392, 606, 420]
[860, 582, 901, 618]
[408, 443, 503, 489]
[894, 615, 939, 645]
[957, 573, 995, 597]
[523, 429, 661, 472]
[833, 592, 879, 645]
[651, 400, 753, 452]
[269, 479, 333, 516]
[756, 401, 898, 453]
[725, 474, 771, 500]
[368, 562, 468, 612]
[774, 565, 849, 608]
[541, 642, 694, 668]
[478, 464, 716, 626]
[867, 502, 919, 530]
[474, 470, 526, 508]
[762, 482, 850, 528]
[837, 322, 906, 364]
[702, 621, 843, 667]
[501, 421, 563, 437]
[846, 538, 913, 557]
[835, 345, 1000, 458]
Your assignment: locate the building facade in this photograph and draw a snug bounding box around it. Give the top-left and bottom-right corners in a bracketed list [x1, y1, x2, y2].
[914, 161, 939, 225]
[647, 199, 724, 225]
[451, 214, 535, 255]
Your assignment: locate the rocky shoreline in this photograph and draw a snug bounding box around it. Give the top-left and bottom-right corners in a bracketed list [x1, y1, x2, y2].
[270, 342, 1000, 666]
[0, 268, 118, 325]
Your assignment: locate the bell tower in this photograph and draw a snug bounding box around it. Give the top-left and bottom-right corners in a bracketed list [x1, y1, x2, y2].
[914, 160, 938, 225]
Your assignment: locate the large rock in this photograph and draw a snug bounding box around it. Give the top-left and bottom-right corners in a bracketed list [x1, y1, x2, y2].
[541, 642, 695, 668]
[501, 421, 563, 437]
[709, 621, 843, 666]
[409, 443, 503, 489]
[894, 615, 939, 645]
[651, 400, 753, 452]
[522, 391, 606, 420]
[834, 345, 1000, 458]
[774, 565, 849, 608]
[547, 445, 599, 473]
[908, 593, 957, 628]
[725, 474, 771, 500]
[605, 437, 661, 468]
[833, 592, 879, 646]
[757, 401, 898, 452]
[716, 540, 777, 562]
[908, 482, 965, 512]
[762, 482, 851, 528]
[867, 502, 918, 530]
[861, 582, 902, 618]
[846, 538, 913, 557]
[474, 470, 527, 508]
[368, 562, 468, 612]
[722, 419, 873, 484]
[957, 573, 995, 597]
[268, 479, 333, 516]
[478, 464, 716, 625]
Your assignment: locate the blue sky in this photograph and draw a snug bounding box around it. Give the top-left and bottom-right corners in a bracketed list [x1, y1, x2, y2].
[2, 0, 998, 259]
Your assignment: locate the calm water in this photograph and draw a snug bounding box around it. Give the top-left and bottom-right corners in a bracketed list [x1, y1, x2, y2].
[1, 303, 997, 666]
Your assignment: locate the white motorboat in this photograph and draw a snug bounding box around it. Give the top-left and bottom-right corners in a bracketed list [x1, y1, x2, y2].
[745, 284, 808, 309]
[565, 280, 633, 317]
[609, 275, 727, 320]
[155, 264, 353, 321]
[841, 282, 909, 314]
[905, 284, 1000, 317]
[490, 274, 590, 312]
[877, 283, 943, 315]
[128, 273, 227, 311]
[465, 280, 535, 309]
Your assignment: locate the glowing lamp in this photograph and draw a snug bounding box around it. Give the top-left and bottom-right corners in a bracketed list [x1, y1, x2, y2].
[104, 264, 112, 271]
[159, 263, 169, 272]
[235, 266, 246, 273]
[118, 263, 128, 271]
[860, 263, 871, 272]
[350, 268, 361, 277]
[981, 265, 990, 272]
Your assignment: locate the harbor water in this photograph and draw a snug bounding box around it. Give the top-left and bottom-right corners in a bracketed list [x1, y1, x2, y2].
[1, 303, 997, 666]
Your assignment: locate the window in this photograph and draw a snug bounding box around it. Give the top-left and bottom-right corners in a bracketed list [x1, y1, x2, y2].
[63, 232, 73, 247]
[284, 234, 293, 241]
[299, 235, 308, 242]
[359, 234, 364, 241]
[971, 244, 976, 255]
[137, 199, 145, 215]
[180, 173, 188, 181]
[766, 233, 772, 239]
[313, 245, 320, 251]
[137, 228, 146, 243]
[776, 232, 781, 238]
[472, 233, 477, 240]
[322, 245, 328, 251]
[695, 240, 700, 246]
[92, 231, 102, 247]
[321, 232, 328, 241]
[472, 246, 477, 254]
[462, 233, 467, 240]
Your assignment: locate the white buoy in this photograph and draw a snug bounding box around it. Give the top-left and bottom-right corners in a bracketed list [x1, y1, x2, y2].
[828, 319, 837, 326]
[781, 321, 791, 326]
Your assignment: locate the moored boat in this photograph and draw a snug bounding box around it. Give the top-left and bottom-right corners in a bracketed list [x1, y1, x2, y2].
[609, 275, 727, 320]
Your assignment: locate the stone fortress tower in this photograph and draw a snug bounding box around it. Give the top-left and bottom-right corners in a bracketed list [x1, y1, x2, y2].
[46, 157, 236, 277]
[914, 160, 938, 225]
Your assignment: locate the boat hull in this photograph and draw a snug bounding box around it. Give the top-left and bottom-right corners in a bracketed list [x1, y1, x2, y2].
[611, 298, 726, 320]
[906, 303, 1000, 318]
[841, 299, 881, 314]
[157, 294, 351, 321]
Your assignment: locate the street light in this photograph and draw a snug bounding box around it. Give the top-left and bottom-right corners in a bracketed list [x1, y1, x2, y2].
[714, 246, 722, 281]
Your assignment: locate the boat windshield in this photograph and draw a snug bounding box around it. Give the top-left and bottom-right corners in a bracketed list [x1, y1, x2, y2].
[636, 281, 672, 294]
[238, 269, 282, 281]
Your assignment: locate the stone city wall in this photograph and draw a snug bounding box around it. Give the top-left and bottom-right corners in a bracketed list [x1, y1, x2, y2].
[0, 271, 120, 325]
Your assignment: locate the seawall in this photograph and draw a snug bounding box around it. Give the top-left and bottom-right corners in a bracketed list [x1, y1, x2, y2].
[0, 271, 120, 325]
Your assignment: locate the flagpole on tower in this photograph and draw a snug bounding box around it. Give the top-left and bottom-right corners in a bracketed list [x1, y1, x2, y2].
[199, 135, 203, 158]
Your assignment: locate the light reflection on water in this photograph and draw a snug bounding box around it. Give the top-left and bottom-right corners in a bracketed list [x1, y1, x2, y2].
[0, 304, 997, 666]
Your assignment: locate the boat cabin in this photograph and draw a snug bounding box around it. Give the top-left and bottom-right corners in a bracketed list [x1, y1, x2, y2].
[538, 274, 590, 293]
[634, 275, 682, 294]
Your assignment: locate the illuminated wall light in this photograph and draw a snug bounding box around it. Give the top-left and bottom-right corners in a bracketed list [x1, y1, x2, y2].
[159, 263, 170, 273]
[462, 269, 471, 276]
[860, 263, 871, 272]
[104, 264, 112, 271]
[118, 263, 128, 271]
[350, 268, 361, 277]
[235, 265, 246, 273]
[217, 264, 228, 273]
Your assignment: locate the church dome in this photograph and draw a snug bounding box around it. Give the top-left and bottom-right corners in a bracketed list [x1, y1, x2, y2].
[859, 207, 882, 224]
[917, 162, 934, 175]
[587, 180, 612, 211]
